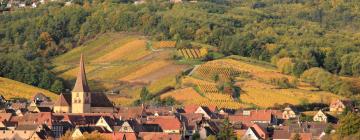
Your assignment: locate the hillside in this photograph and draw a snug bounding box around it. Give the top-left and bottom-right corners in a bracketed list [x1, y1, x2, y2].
[52, 33, 189, 105]
[162, 57, 341, 109]
[0, 77, 57, 101]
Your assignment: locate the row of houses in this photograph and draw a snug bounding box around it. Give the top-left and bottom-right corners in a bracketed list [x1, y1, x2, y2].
[0, 93, 357, 140]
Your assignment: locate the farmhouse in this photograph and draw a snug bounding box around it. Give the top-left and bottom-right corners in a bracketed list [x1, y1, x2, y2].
[282, 106, 297, 120]
[53, 54, 114, 113]
[329, 99, 352, 112]
[313, 110, 328, 123]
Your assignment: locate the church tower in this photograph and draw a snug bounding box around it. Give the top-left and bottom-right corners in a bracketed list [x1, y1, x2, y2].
[71, 54, 91, 113]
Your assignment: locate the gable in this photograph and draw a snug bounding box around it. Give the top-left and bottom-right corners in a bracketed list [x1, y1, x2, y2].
[119, 121, 135, 133]
[243, 128, 260, 140]
[96, 117, 112, 132]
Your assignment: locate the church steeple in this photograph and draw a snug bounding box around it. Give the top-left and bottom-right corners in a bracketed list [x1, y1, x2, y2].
[72, 54, 90, 92]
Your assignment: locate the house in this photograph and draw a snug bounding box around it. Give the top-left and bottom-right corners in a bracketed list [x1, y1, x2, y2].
[0, 95, 6, 103]
[30, 106, 52, 113]
[53, 54, 114, 113]
[116, 106, 146, 120]
[329, 99, 352, 112]
[229, 110, 278, 129]
[32, 93, 50, 104]
[72, 126, 110, 139]
[282, 106, 296, 120]
[139, 132, 181, 140]
[274, 122, 327, 140]
[198, 119, 221, 139]
[273, 130, 312, 140]
[95, 116, 120, 132]
[313, 110, 328, 122]
[242, 123, 269, 140]
[103, 132, 138, 140]
[179, 113, 203, 137]
[0, 124, 53, 139]
[0, 113, 12, 129]
[170, 0, 182, 3]
[134, 0, 145, 5]
[53, 93, 71, 113]
[115, 120, 139, 133]
[145, 116, 181, 134]
[145, 106, 175, 116]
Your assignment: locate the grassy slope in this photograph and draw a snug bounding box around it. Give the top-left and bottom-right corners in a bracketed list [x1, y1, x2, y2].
[52, 33, 189, 106]
[0, 77, 57, 100]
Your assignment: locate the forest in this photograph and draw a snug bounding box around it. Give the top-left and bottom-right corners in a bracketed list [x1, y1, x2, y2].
[0, 0, 360, 96]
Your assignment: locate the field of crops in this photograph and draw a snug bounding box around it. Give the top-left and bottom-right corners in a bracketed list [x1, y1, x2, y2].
[0, 77, 57, 100]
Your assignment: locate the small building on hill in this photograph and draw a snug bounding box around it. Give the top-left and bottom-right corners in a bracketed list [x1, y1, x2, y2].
[313, 110, 328, 123]
[329, 99, 352, 112]
[282, 106, 297, 120]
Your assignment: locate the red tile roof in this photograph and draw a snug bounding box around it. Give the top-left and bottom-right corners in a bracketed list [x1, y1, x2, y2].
[145, 116, 181, 131]
[103, 132, 137, 140]
[183, 105, 199, 113]
[229, 110, 276, 128]
[139, 132, 181, 140]
[0, 113, 12, 122]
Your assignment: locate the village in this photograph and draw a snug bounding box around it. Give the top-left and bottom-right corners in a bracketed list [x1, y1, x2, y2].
[0, 55, 358, 140]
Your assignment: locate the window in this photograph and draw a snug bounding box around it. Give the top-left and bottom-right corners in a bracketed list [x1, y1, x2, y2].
[76, 93, 79, 97]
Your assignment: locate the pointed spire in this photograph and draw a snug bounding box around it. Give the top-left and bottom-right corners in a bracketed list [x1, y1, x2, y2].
[72, 54, 90, 92]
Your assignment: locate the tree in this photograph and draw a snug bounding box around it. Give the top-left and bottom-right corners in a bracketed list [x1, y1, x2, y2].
[140, 87, 151, 103]
[50, 80, 64, 93]
[292, 60, 308, 77]
[277, 57, 294, 74]
[336, 113, 360, 137]
[324, 50, 339, 73]
[218, 118, 236, 140]
[291, 133, 301, 140]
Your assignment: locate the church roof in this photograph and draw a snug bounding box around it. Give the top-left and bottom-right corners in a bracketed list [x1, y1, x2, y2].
[72, 54, 90, 92]
[54, 93, 71, 106]
[91, 93, 113, 107]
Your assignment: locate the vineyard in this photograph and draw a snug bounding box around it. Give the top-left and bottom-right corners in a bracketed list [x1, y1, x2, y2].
[177, 48, 208, 59]
[152, 41, 176, 49]
[160, 58, 343, 108]
[0, 77, 58, 100]
[161, 87, 244, 109]
[51, 33, 189, 106]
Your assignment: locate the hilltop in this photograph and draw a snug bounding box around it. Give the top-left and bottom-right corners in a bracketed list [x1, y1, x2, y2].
[0, 77, 57, 100]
